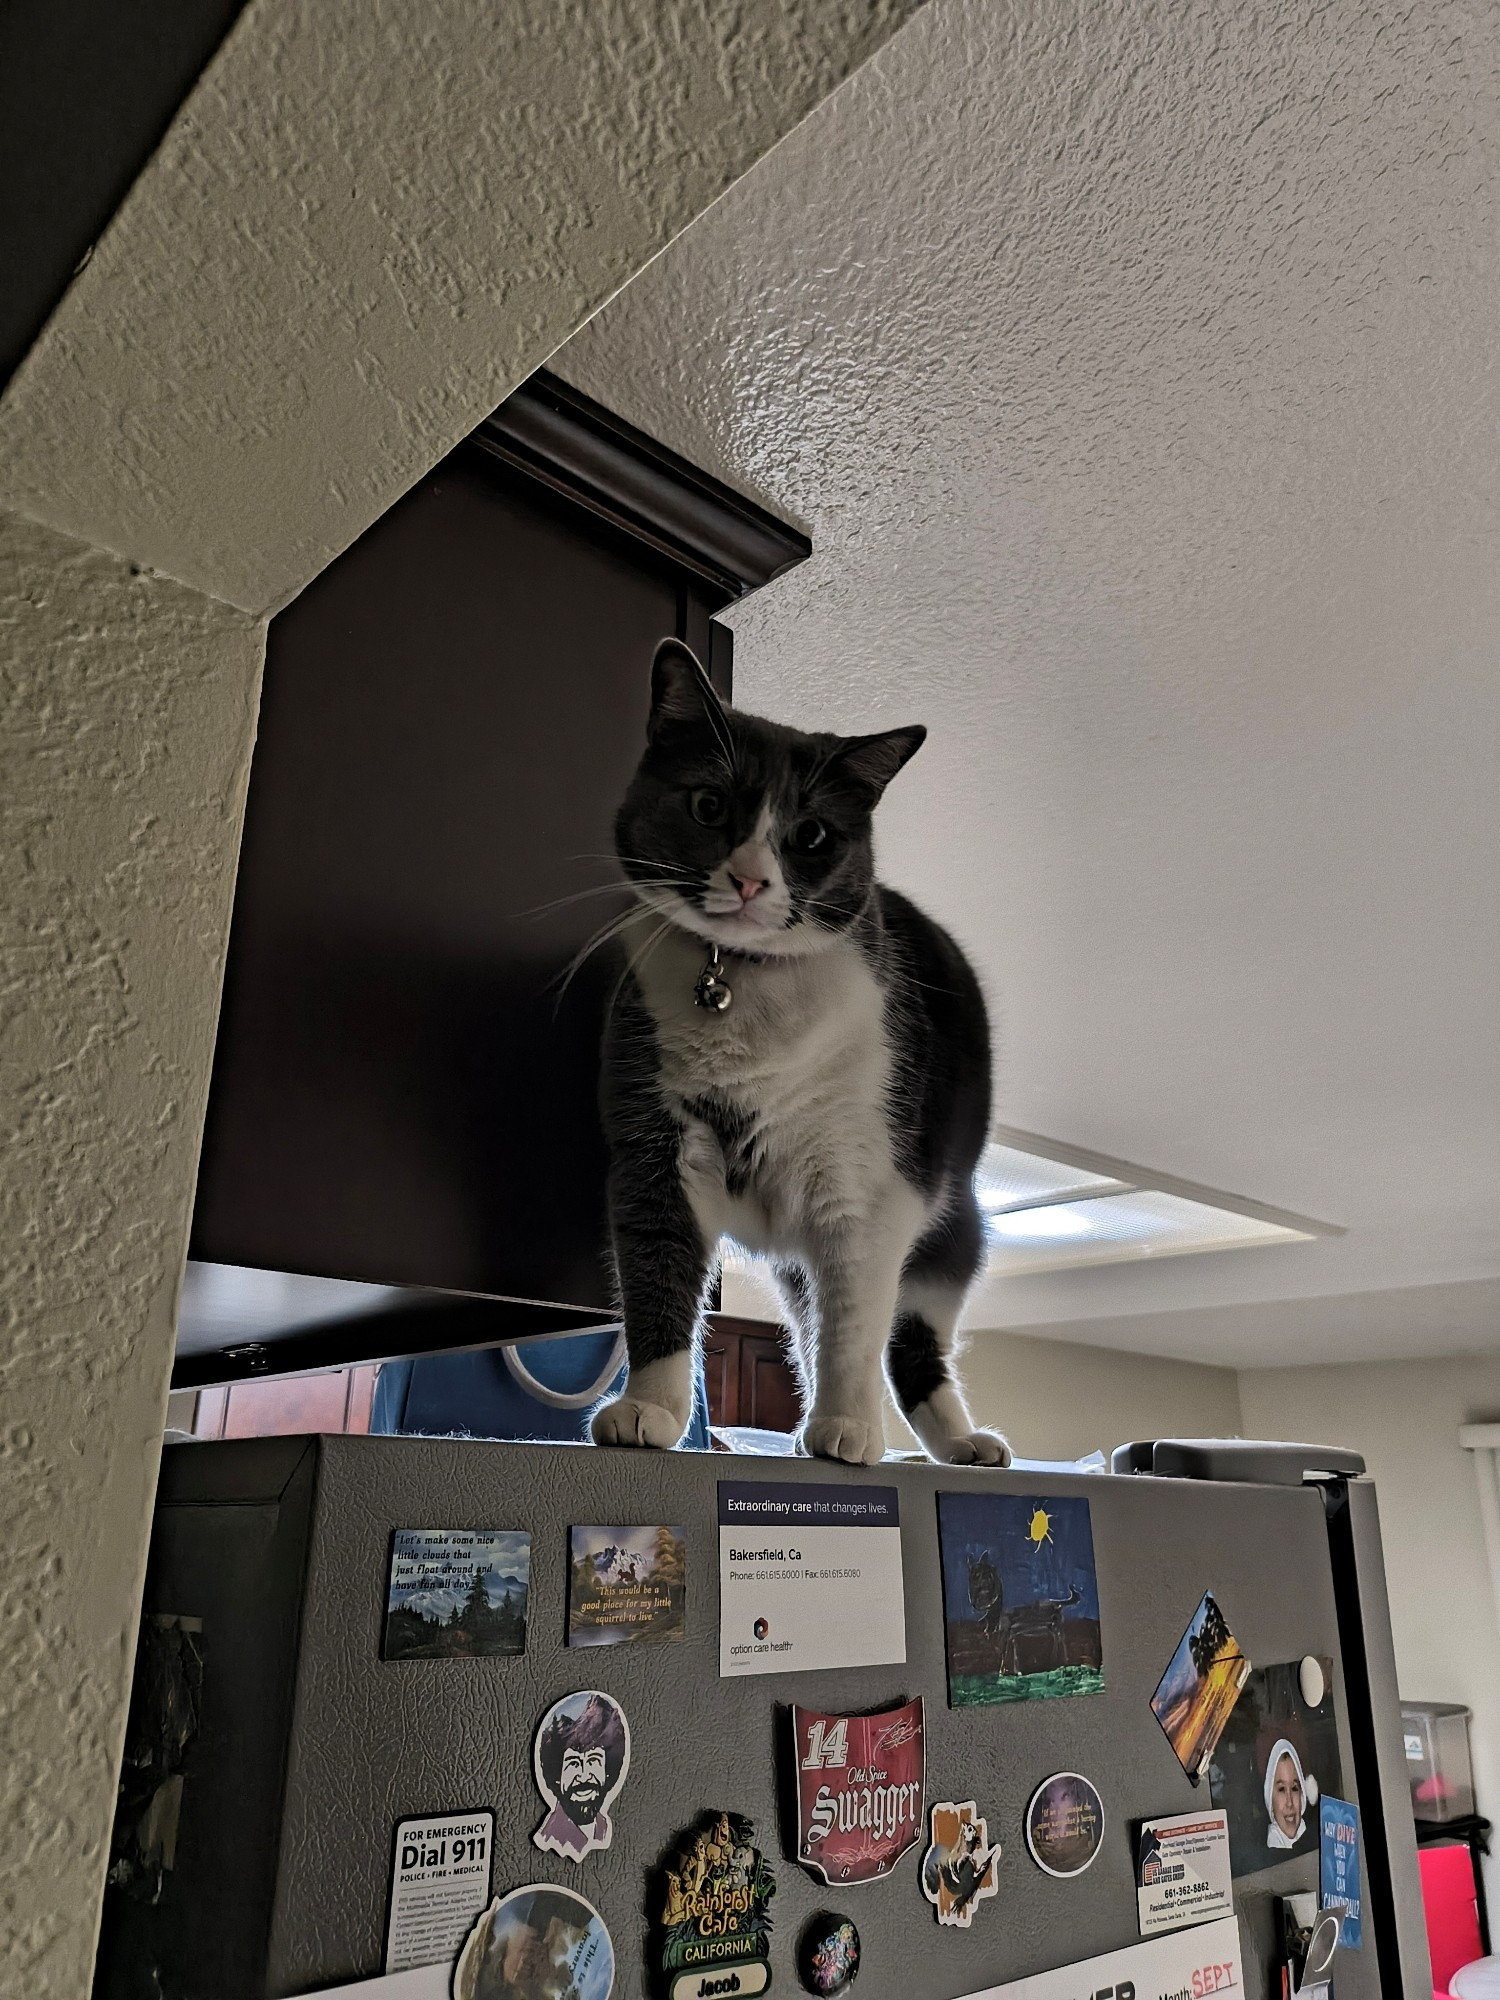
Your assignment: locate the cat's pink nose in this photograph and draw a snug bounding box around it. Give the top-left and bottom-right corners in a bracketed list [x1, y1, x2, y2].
[729, 870, 767, 902]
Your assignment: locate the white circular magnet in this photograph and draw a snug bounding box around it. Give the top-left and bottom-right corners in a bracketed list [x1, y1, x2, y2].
[1300, 1655, 1326, 1708]
[1305, 1772, 1320, 1806]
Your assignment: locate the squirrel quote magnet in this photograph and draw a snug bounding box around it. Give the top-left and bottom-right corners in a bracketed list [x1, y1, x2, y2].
[533, 1691, 631, 1861]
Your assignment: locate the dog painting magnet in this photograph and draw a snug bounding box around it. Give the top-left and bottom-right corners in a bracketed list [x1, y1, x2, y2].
[920, 1801, 1001, 1927]
[532, 1691, 631, 1862]
[936, 1492, 1104, 1706]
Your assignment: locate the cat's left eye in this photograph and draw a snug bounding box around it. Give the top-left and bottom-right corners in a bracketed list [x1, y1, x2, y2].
[689, 787, 728, 827]
[788, 817, 829, 855]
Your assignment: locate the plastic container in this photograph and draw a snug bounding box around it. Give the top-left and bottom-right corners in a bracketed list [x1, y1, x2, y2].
[1400, 1700, 1476, 1822]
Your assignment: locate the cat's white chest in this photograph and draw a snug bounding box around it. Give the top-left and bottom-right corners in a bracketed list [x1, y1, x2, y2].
[633, 929, 900, 1253]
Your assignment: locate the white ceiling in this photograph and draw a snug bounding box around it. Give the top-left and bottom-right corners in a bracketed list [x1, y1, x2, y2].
[554, 0, 1500, 1368]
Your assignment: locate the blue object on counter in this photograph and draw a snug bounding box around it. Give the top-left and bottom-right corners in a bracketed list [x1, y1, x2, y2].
[369, 1329, 712, 1450]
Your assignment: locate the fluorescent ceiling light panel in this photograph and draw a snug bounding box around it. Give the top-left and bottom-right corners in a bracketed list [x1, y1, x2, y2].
[722, 1129, 1335, 1284]
[975, 1142, 1127, 1211]
[977, 1127, 1336, 1276]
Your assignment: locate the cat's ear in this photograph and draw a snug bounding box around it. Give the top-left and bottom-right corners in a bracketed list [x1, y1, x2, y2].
[829, 724, 927, 802]
[649, 637, 725, 739]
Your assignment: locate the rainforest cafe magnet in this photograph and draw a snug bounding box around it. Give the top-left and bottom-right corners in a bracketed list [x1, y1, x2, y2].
[792, 1700, 925, 1886]
[920, 1800, 1001, 1927]
[657, 1811, 775, 1998]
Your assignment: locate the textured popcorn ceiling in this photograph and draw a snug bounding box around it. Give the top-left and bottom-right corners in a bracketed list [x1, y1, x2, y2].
[556, 0, 1500, 1365]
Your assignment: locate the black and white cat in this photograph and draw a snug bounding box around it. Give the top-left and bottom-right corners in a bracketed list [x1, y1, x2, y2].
[590, 639, 1010, 1468]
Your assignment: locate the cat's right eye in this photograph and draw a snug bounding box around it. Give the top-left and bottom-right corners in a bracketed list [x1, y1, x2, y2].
[689, 788, 728, 827]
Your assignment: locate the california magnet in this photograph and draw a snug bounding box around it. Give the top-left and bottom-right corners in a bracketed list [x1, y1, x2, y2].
[792, 1699, 924, 1884]
[658, 1811, 775, 1998]
[1025, 1772, 1105, 1878]
[799, 1913, 861, 1995]
[454, 1883, 614, 2000]
[921, 1801, 1001, 1927]
[532, 1690, 630, 1861]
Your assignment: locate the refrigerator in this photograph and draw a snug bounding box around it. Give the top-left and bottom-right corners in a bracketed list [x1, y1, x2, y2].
[92, 1433, 1430, 2000]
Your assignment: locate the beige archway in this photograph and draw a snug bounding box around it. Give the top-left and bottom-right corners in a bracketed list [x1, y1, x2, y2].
[0, 3, 926, 1984]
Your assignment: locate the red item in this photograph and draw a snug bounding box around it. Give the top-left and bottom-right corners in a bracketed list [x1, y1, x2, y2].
[1420, 1842, 1484, 1998]
[792, 1700, 925, 1885]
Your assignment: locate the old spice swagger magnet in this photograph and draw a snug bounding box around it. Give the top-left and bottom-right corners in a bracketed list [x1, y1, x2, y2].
[658, 1812, 776, 1998]
[793, 1699, 925, 1885]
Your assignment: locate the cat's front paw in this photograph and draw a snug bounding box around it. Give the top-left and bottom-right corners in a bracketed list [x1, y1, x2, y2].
[798, 1414, 885, 1465]
[591, 1397, 686, 1450]
[944, 1429, 1012, 1467]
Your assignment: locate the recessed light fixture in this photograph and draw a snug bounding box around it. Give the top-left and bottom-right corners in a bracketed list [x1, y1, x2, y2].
[976, 1126, 1340, 1277]
[987, 1207, 1094, 1240]
[720, 1128, 1339, 1297]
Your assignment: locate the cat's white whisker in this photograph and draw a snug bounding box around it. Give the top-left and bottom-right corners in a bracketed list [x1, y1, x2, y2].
[550, 904, 663, 1006]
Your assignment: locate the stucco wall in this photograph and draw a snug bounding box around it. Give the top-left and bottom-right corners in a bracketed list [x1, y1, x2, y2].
[1240, 1354, 1500, 1911]
[0, 0, 926, 616]
[0, 7, 931, 1987]
[0, 509, 264, 1986]
[955, 1326, 1244, 1464]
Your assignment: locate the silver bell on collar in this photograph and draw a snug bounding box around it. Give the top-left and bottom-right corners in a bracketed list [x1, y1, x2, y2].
[694, 946, 733, 1013]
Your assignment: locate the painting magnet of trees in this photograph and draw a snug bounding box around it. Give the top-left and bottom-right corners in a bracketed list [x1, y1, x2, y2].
[1149, 1590, 1252, 1781]
[383, 1528, 532, 1661]
[567, 1526, 687, 1648]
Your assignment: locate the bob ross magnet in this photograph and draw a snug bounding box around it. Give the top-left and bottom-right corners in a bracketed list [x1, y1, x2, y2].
[792, 1699, 925, 1885]
[532, 1691, 631, 1861]
[920, 1801, 1001, 1927]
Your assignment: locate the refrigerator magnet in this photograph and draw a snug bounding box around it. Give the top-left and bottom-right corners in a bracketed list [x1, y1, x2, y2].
[381, 1527, 531, 1663]
[532, 1691, 631, 1862]
[920, 1800, 1001, 1926]
[454, 1884, 614, 2000]
[799, 1913, 861, 1994]
[935, 1491, 1104, 1708]
[1149, 1590, 1251, 1782]
[1025, 1772, 1105, 1878]
[657, 1812, 775, 1998]
[792, 1699, 925, 1884]
[567, 1525, 687, 1648]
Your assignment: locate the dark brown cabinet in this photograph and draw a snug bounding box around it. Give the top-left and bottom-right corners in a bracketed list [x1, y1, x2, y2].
[182, 374, 806, 1385]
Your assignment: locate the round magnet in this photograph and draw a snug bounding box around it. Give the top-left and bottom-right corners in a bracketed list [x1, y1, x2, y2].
[1300, 1655, 1326, 1708]
[1305, 1907, 1342, 1981]
[1024, 1771, 1104, 1879]
[453, 1883, 615, 2000]
[799, 1914, 860, 1995]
